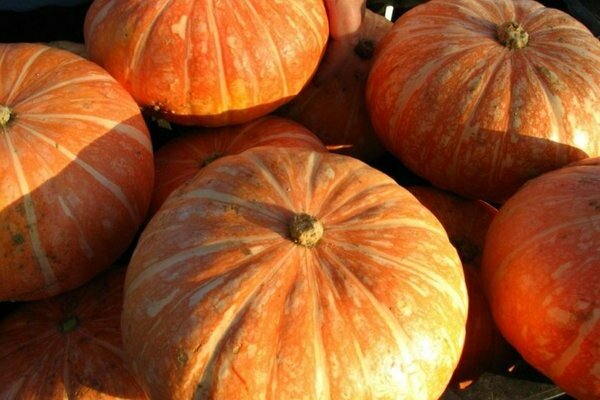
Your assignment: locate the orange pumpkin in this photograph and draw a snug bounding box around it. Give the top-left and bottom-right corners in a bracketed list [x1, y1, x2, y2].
[150, 116, 326, 216]
[407, 186, 515, 388]
[0, 266, 146, 399]
[367, 0, 600, 203]
[276, 9, 391, 161]
[0, 43, 154, 301]
[482, 157, 600, 399]
[122, 147, 468, 400]
[84, 0, 329, 127]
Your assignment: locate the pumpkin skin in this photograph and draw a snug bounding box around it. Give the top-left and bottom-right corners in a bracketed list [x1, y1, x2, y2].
[150, 116, 326, 216]
[122, 147, 468, 400]
[0, 43, 154, 301]
[366, 0, 600, 203]
[407, 186, 515, 388]
[481, 157, 600, 399]
[0, 266, 147, 399]
[84, 0, 329, 127]
[276, 9, 391, 161]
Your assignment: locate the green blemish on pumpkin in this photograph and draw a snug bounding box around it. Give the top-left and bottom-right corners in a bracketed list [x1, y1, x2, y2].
[59, 316, 79, 333]
[12, 234, 24, 245]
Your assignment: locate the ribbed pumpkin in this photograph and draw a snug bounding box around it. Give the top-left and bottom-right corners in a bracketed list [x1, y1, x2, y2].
[407, 186, 514, 388]
[0, 266, 146, 399]
[367, 0, 600, 203]
[150, 116, 326, 216]
[122, 147, 468, 400]
[0, 43, 154, 301]
[84, 0, 329, 127]
[482, 157, 600, 399]
[276, 9, 391, 161]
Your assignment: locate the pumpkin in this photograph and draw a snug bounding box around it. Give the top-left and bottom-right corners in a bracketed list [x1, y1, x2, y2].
[83, 0, 329, 127]
[150, 115, 326, 216]
[276, 9, 391, 161]
[481, 157, 600, 399]
[122, 147, 468, 400]
[0, 43, 154, 301]
[0, 266, 147, 399]
[47, 40, 89, 58]
[366, 0, 600, 203]
[407, 186, 515, 388]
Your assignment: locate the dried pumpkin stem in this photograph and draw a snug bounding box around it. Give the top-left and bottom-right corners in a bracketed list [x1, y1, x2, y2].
[289, 213, 323, 248]
[0, 105, 12, 126]
[497, 21, 529, 50]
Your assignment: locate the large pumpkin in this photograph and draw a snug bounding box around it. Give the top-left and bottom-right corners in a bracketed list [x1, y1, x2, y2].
[0, 43, 154, 301]
[122, 147, 468, 399]
[407, 186, 515, 388]
[276, 9, 391, 161]
[84, 0, 329, 127]
[150, 116, 326, 216]
[481, 157, 600, 399]
[366, 0, 600, 203]
[0, 266, 147, 399]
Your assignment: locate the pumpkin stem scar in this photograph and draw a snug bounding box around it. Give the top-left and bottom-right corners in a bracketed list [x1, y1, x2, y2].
[289, 213, 323, 248]
[58, 316, 79, 333]
[497, 21, 529, 50]
[354, 39, 375, 60]
[0, 105, 12, 126]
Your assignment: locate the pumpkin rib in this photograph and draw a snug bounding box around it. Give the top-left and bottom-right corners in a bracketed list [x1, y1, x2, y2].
[181, 0, 195, 114]
[449, 52, 507, 192]
[131, 0, 173, 98]
[551, 308, 599, 375]
[186, 246, 297, 399]
[246, 152, 296, 210]
[243, 0, 289, 99]
[207, 0, 231, 117]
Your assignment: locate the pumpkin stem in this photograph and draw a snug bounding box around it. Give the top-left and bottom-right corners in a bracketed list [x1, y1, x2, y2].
[0, 105, 12, 126]
[289, 213, 323, 248]
[354, 39, 375, 60]
[58, 316, 79, 333]
[497, 21, 529, 50]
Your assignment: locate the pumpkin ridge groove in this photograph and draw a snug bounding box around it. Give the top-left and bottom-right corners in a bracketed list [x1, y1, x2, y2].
[245, 152, 295, 210]
[191, 246, 296, 399]
[3, 131, 58, 294]
[207, 0, 230, 120]
[449, 52, 507, 192]
[4, 47, 49, 106]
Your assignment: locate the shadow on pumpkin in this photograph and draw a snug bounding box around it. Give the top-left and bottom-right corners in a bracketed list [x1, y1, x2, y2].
[386, 124, 591, 204]
[0, 111, 153, 304]
[0, 265, 147, 399]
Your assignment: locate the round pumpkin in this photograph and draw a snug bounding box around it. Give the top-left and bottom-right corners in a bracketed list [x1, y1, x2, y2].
[407, 186, 515, 388]
[276, 9, 391, 161]
[0, 266, 146, 399]
[366, 0, 600, 203]
[0, 43, 154, 301]
[150, 116, 326, 216]
[481, 157, 600, 399]
[122, 147, 468, 400]
[83, 0, 329, 127]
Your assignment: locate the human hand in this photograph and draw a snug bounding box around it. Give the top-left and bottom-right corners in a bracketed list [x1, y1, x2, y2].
[314, 0, 366, 85]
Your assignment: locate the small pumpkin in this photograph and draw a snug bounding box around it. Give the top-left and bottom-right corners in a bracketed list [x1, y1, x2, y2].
[0, 266, 147, 399]
[122, 147, 468, 400]
[150, 116, 326, 216]
[407, 186, 515, 388]
[276, 9, 391, 161]
[84, 0, 329, 127]
[482, 157, 600, 399]
[367, 0, 600, 202]
[0, 43, 154, 301]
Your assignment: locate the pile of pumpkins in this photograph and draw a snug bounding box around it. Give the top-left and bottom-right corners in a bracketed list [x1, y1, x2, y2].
[0, 0, 598, 399]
